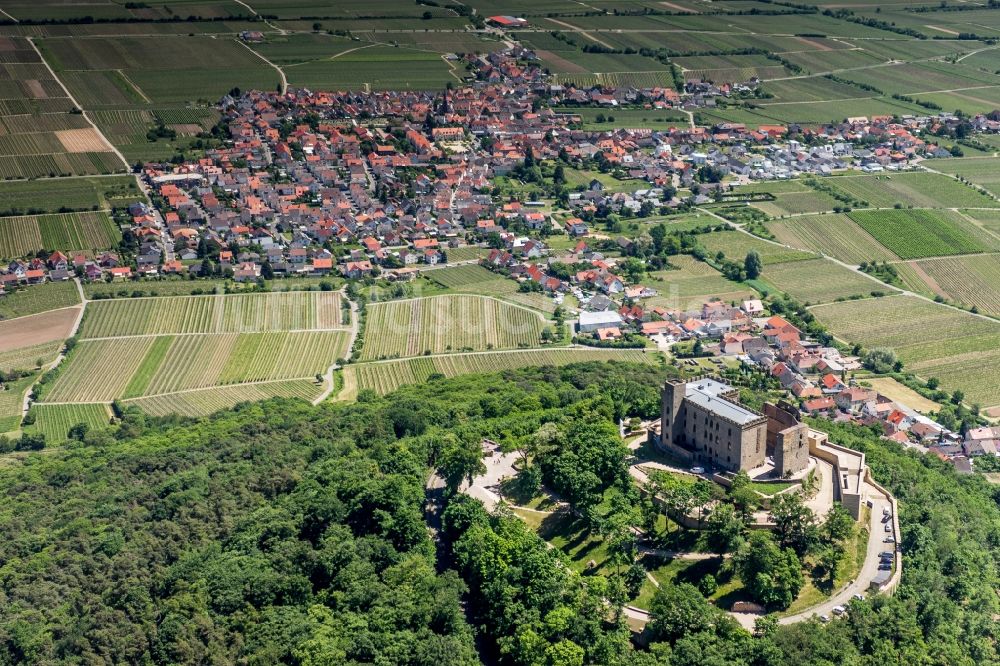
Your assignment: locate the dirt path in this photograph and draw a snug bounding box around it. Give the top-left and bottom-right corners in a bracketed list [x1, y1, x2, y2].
[905, 260, 950, 301]
[544, 18, 616, 49]
[313, 288, 358, 404]
[236, 39, 286, 94]
[116, 69, 151, 103]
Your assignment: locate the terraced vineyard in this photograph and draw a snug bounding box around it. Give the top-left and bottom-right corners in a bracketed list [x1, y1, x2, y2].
[26, 403, 112, 444]
[762, 259, 890, 305]
[767, 214, 899, 264]
[80, 291, 344, 338]
[123, 380, 322, 417]
[848, 209, 993, 260]
[360, 295, 547, 360]
[341, 348, 663, 400]
[45, 331, 350, 402]
[812, 295, 1000, 408]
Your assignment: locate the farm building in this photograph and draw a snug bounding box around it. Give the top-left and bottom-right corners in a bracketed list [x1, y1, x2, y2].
[487, 16, 528, 28]
[578, 310, 623, 333]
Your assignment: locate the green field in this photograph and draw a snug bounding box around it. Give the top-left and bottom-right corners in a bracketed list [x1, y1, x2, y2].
[0, 211, 120, 259]
[26, 403, 112, 444]
[767, 214, 900, 265]
[812, 295, 1000, 408]
[0, 280, 80, 319]
[79, 291, 344, 338]
[643, 255, 756, 312]
[762, 258, 890, 305]
[697, 230, 815, 265]
[360, 295, 547, 360]
[340, 348, 662, 400]
[281, 45, 456, 91]
[848, 209, 993, 260]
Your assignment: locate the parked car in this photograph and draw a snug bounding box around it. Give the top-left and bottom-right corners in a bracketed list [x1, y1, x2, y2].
[883, 536, 895, 543]
[819, 614, 830, 623]
[884, 523, 892, 532]
[691, 466, 705, 474]
[878, 551, 894, 559]
[878, 563, 892, 571]
[832, 606, 846, 616]
[852, 593, 865, 601]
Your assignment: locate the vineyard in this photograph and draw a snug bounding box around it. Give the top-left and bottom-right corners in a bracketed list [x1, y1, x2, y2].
[340, 348, 663, 400]
[0, 340, 62, 373]
[122, 380, 322, 417]
[0, 211, 120, 259]
[766, 214, 899, 265]
[80, 291, 345, 338]
[0, 280, 80, 319]
[898, 256, 1000, 318]
[811, 295, 1000, 408]
[426, 264, 517, 294]
[848, 209, 992, 260]
[360, 295, 547, 360]
[0, 373, 35, 433]
[824, 173, 999, 209]
[26, 403, 112, 444]
[45, 331, 350, 402]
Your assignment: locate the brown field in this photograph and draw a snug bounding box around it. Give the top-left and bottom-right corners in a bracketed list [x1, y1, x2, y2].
[24, 79, 46, 98]
[56, 128, 111, 153]
[171, 123, 202, 135]
[0, 307, 78, 352]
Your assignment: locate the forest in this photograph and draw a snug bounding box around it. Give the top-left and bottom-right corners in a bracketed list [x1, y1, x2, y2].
[0, 361, 995, 665]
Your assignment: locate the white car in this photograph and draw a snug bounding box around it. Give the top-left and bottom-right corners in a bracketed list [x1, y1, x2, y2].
[832, 605, 846, 616]
[819, 614, 830, 623]
[690, 466, 705, 474]
[852, 594, 864, 601]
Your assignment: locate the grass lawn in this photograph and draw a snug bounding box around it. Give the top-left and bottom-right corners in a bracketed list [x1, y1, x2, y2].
[748, 481, 798, 496]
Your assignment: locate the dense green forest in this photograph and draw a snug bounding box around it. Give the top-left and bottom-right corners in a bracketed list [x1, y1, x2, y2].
[0, 362, 996, 665]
